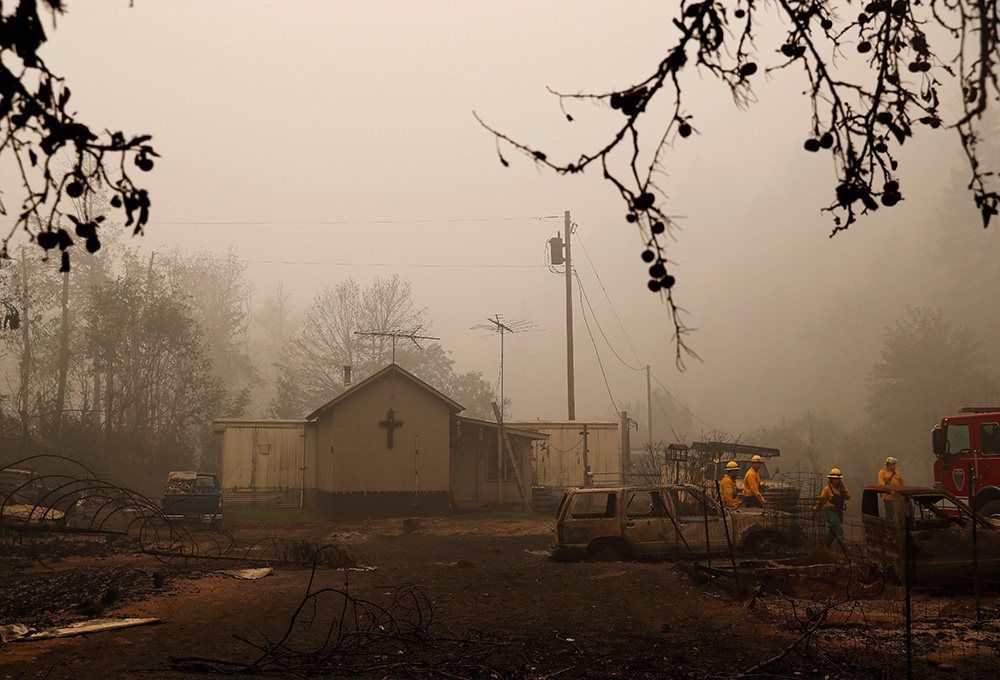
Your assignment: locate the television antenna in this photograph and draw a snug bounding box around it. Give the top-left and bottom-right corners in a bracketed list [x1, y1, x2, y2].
[471, 315, 541, 423]
[354, 326, 439, 364]
[473, 314, 542, 512]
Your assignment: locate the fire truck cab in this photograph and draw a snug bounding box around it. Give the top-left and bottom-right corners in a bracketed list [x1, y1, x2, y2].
[932, 407, 1000, 519]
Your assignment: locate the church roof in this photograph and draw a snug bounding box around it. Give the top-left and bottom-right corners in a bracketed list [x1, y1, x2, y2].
[306, 363, 465, 420]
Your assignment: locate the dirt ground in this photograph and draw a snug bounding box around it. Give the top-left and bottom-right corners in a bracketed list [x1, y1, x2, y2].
[1, 515, 997, 679]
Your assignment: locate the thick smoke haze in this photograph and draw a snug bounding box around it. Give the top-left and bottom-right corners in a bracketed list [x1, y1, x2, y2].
[4, 1, 997, 485]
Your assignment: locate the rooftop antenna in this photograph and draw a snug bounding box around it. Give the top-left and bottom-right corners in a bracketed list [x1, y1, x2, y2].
[354, 326, 439, 364]
[471, 315, 541, 424]
[473, 314, 541, 511]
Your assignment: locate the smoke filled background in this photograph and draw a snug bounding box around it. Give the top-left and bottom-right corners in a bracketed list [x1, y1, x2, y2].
[2, 1, 998, 490]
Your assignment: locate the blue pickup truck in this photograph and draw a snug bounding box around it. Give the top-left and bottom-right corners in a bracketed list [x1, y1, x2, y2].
[162, 471, 224, 527]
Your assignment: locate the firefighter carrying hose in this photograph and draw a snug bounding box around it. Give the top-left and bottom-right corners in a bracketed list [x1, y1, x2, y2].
[719, 461, 740, 508]
[742, 455, 766, 508]
[812, 468, 851, 555]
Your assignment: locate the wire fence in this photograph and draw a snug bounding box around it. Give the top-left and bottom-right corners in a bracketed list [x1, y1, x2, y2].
[6, 456, 1000, 677]
[0, 455, 357, 570]
[712, 484, 1000, 678]
[742, 545, 1000, 677]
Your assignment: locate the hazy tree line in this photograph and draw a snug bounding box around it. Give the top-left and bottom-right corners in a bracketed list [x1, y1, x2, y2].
[632, 302, 998, 489]
[743, 308, 996, 494]
[270, 277, 496, 421]
[750, 163, 1000, 489]
[0, 237, 496, 492]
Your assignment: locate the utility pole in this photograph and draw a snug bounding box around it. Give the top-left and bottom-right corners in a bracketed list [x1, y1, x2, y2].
[565, 210, 576, 421]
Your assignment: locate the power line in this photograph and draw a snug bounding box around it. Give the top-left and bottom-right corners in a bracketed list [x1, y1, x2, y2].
[0, 215, 564, 227]
[649, 371, 717, 433]
[128, 250, 546, 269]
[241, 259, 546, 269]
[570, 228, 716, 436]
[574, 268, 644, 373]
[574, 272, 618, 415]
[651, 389, 681, 443]
[574, 232, 645, 369]
[545, 438, 585, 453]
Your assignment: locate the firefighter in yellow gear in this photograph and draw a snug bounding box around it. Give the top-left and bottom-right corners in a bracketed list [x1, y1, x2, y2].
[877, 456, 905, 519]
[742, 455, 766, 508]
[812, 468, 851, 554]
[719, 461, 740, 508]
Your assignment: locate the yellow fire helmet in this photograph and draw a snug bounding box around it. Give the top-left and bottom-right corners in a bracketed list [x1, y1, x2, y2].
[750, 455, 763, 463]
[885, 456, 898, 465]
[725, 461, 740, 471]
[828, 468, 843, 479]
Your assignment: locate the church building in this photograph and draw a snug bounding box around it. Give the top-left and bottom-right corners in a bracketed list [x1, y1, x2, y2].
[212, 364, 546, 518]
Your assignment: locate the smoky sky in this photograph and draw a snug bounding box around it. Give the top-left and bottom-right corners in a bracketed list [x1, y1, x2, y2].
[6, 1, 984, 440]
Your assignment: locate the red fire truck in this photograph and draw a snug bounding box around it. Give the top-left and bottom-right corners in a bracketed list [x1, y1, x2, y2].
[932, 407, 1000, 518]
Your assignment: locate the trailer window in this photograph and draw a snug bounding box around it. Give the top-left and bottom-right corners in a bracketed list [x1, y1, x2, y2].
[943, 424, 970, 466]
[981, 423, 1000, 455]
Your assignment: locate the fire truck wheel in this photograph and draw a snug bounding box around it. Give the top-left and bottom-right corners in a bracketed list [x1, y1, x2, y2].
[980, 500, 1000, 521]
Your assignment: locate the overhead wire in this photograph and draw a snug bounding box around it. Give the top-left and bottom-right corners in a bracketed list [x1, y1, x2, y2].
[651, 389, 681, 443]
[649, 371, 718, 433]
[573, 232, 645, 370]
[570, 225, 719, 437]
[544, 438, 586, 453]
[574, 262, 644, 373]
[0, 215, 564, 227]
[241, 260, 545, 269]
[150, 216, 563, 226]
[574, 270, 618, 415]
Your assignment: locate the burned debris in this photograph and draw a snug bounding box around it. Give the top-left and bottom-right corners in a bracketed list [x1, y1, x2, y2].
[1, 456, 358, 570]
[0, 566, 174, 631]
[169, 561, 507, 678]
[4, 453, 999, 679]
[861, 485, 1000, 588]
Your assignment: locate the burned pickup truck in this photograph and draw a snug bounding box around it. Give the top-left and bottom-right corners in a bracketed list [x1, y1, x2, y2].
[552, 484, 801, 561]
[162, 471, 224, 527]
[861, 485, 1000, 587]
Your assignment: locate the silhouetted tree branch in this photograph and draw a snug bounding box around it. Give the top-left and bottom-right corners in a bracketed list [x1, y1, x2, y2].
[0, 0, 156, 271]
[478, 0, 1000, 365]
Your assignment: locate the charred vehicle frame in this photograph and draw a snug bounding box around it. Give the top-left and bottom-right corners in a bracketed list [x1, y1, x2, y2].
[551, 483, 801, 561]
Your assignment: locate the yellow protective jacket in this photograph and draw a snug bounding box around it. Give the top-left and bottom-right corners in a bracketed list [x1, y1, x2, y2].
[813, 484, 850, 512]
[719, 474, 739, 508]
[878, 468, 905, 499]
[742, 467, 765, 502]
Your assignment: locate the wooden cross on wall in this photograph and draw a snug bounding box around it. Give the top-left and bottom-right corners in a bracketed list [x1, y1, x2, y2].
[379, 409, 404, 449]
